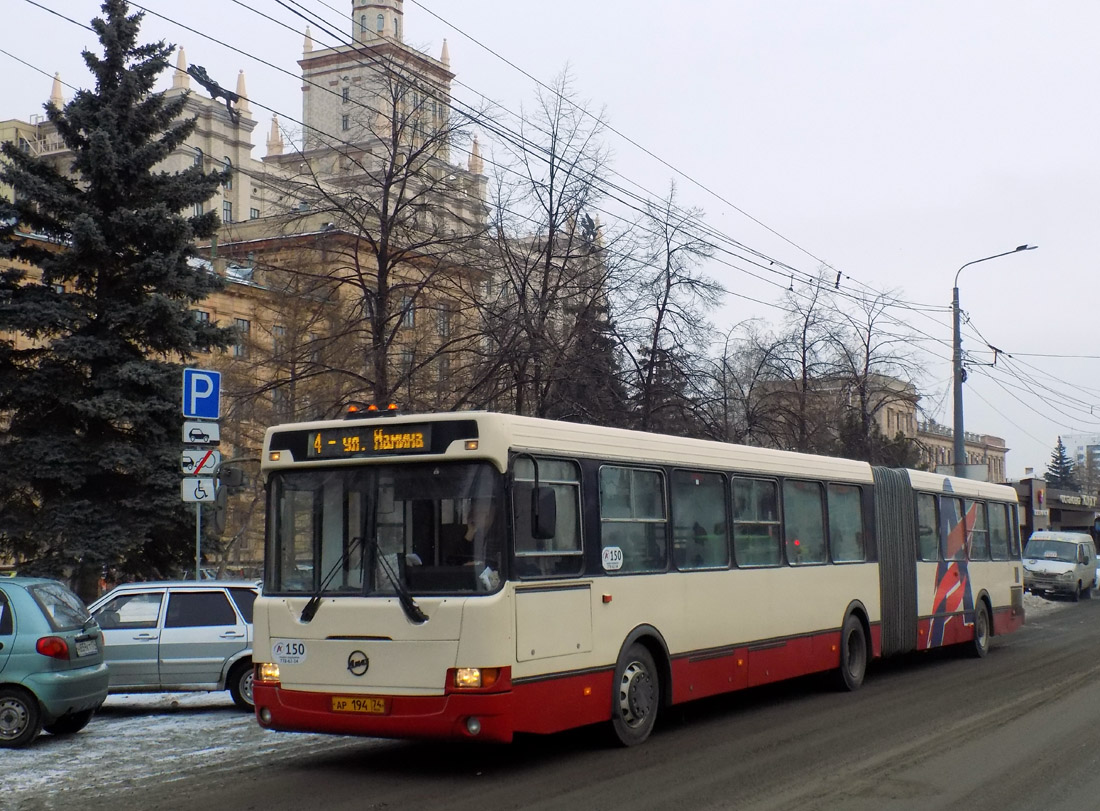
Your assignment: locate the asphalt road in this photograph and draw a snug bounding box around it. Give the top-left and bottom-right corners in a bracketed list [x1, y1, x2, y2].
[12, 596, 1100, 811]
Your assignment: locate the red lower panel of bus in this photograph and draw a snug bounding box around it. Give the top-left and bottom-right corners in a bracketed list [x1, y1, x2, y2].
[254, 681, 519, 743]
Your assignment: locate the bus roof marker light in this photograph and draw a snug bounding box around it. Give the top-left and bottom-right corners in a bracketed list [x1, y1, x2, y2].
[269, 451, 281, 462]
[465, 440, 479, 451]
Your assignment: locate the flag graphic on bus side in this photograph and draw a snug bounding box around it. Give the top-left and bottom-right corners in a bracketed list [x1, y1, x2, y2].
[927, 482, 976, 648]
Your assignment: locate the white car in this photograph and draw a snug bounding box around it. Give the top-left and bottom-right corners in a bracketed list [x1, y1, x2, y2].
[1023, 531, 1097, 601]
[88, 581, 258, 710]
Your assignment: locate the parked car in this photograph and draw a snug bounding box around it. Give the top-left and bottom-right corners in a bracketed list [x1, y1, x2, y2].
[1023, 531, 1097, 601]
[88, 580, 259, 711]
[0, 577, 109, 747]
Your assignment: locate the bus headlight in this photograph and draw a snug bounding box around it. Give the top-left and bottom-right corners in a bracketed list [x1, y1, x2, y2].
[452, 667, 502, 689]
[256, 662, 281, 683]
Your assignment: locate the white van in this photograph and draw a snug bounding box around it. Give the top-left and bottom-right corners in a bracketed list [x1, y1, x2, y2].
[1023, 531, 1097, 601]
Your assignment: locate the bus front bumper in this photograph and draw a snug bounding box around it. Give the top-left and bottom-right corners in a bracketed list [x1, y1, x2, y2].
[253, 682, 515, 743]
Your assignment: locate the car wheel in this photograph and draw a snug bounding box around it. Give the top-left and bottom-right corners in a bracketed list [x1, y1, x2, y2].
[1072, 583, 1082, 602]
[43, 708, 95, 736]
[835, 613, 868, 691]
[609, 643, 660, 747]
[228, 660, 254, 712]
[969, 602, 990, 659]
[0, 687, 43, 748]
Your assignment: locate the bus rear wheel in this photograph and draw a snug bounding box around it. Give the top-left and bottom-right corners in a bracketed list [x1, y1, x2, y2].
[835, 614, 867, 692]
[969, 602, 991, 659]
[610, 643, 659, 746]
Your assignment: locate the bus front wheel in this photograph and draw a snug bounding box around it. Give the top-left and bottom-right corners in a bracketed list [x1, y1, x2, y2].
[610, 643, 659, 746]
[835, 614, 867, 692]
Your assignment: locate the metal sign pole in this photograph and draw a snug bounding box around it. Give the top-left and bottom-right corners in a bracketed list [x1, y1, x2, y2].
[196, 502, 202, 580]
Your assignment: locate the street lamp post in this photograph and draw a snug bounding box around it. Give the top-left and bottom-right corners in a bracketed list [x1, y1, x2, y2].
[952, 244, 1037, 477]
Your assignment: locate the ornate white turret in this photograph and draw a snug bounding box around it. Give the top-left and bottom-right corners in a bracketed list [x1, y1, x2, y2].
[172, 48, 189, 90]
[235, 70, 250, 116]
[441, 39, 450, 67]
[49, 72, 64, 108]
[351, 0, 403, 45]
[266, 115, 284, 157]
[467, 135, 483, 176]
[303, 25, 313, 54]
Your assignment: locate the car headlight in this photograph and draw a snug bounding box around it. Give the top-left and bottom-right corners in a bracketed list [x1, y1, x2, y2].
[1058, 571, 1074, 580]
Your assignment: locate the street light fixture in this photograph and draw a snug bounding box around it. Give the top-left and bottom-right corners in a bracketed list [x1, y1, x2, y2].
[952, 244, 1037, 477]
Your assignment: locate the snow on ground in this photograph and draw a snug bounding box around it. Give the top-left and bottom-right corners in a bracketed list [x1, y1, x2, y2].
[5, 691, 364, 810]
[2, 591, 1080, 809]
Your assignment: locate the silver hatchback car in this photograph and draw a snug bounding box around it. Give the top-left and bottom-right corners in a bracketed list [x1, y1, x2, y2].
[88, 581, 258, 711]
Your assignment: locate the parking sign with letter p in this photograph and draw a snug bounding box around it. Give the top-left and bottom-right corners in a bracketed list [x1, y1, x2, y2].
[182, 368, 221, 419]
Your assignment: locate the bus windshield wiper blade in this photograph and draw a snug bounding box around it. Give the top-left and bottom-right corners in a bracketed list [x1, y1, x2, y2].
[376, 547, 429, 624]
[300, 536, 363, 623]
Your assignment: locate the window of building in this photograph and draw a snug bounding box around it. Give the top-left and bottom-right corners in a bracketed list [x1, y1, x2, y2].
[360, 15, 366, 34]
[828, 483, 865, 562]
[394, 17, 400, 37]
[51, 283, 65, 295]
[272, 324, 286, 356]
[341, 115, 350, 131]
[437, 306, 452, 338]
[272, 387, 291, 421]
[599, 466, 666, 573]
[249, 207, 260, 220]
[400, 296, 415, 327]
[732, 477, 780, 567]
[783, 480, 826, 565]
[222, 201, 233, 224]
[193, 149, 203, 167]
[223, 157, 232, 190]
[376, 13, 384, 32]
[193, 202, 203, 218]
[233, 318, 250, 358]
[513, 458, 584, 578]
[670, 470, 728, 570]
[342, 87, 350, 104]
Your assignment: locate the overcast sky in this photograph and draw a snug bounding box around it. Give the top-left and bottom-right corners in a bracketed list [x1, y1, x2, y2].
[6, 1, 1100, 479]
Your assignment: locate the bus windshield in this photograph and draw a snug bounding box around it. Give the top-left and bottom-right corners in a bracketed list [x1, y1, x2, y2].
[267, 461, 505, 596]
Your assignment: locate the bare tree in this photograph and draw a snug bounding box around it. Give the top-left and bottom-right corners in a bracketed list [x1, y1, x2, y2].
[472, 69, 619, 418]
[618, 183, 721, 434]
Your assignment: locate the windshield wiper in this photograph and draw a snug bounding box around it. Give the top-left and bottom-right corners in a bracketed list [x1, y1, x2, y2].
[373, 544, 429, 624]
[300, 536, 364, 623]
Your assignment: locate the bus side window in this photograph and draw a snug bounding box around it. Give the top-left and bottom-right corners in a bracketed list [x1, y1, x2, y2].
[783, 480, 826, 565]
[941, 496, 967, 560]
[670, 470, 729, 570]
[732, 477, 781, 567]
[916, 493, 939, 561]
[599, 466, 667, 573]
[967, 500, 990, 560]
[988, 503, 1011, 560]
[512, 458, 584, 578]
[828, 483, 864, 562]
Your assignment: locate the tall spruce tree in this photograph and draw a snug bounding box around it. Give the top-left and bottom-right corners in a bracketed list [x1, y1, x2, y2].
[1045, 437, 1079, 492]
[0, 0, 232, 598]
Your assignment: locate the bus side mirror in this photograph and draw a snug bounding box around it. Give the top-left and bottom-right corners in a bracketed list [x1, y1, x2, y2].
[531, 486, 556, 540]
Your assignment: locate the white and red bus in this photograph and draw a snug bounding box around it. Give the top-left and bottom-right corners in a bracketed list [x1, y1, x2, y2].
[251, 410, 1025, 745]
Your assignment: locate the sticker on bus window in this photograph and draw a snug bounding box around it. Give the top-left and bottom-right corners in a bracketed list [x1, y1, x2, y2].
[272, 639, 307, 665]
[602, 547, 624, 571]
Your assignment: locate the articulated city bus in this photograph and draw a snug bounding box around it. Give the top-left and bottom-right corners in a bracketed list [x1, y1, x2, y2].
[251, 410, 1024, 745]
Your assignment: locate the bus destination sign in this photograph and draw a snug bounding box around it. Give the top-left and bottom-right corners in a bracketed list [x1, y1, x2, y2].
[308, 424, 433, 458]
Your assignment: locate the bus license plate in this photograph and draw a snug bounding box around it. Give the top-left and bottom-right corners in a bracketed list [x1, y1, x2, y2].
[331, 696, 388, 714]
